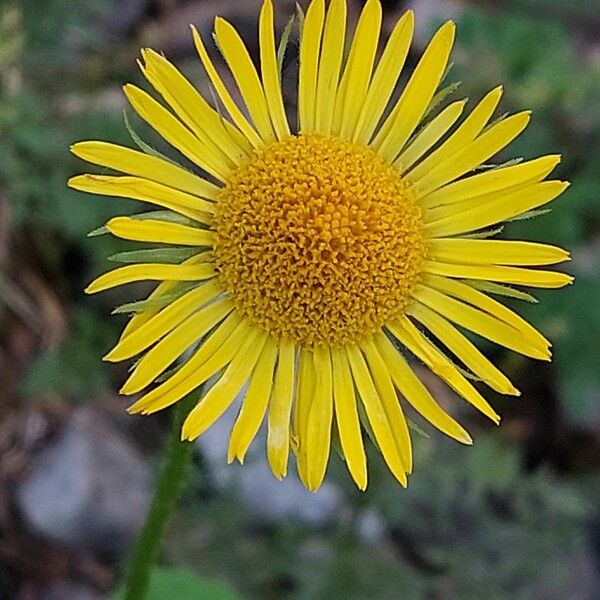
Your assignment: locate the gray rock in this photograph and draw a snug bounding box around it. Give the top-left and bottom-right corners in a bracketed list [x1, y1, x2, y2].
[38, 580, 102, 600]
[196, 400, 345, 527]
[16, 406, 152, 555]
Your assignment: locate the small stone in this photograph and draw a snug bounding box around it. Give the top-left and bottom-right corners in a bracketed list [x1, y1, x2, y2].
[196, 401, 345, 527]
[16, 406, 152, 555]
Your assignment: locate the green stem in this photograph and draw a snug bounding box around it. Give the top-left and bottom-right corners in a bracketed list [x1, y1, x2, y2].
[124, 394, 197, 600]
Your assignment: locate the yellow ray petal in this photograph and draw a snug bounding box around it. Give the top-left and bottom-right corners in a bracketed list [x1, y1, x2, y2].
[424, 274, 551, 347]
[137, 57, 233, 173]
[304, 345, 334, 491]
[68, 175, 214, 222]
[354, 9, 414, 143]
[140, 48, 251, 163]
[228, 336, 278, 463]
[118, 253, 207, 341]
[374, 331, 472, 443]
[413, 283, 550, 359]
[128, 315, 248, 414]
[345, 344, 408, 486]
[394, 100, 466, 173]
[259, 0, 290, 139]
[119, 280, 179, 341]
[388, 316, 501, 423]
[373, 20, 455, 162]
[214, 17, 276, 142]
[298, 0, 325, 133]
[123, 84, 231, 181]
[267, 339, 296, 479]
[104, 280, 222, 362]
[106, 217, 215, 247]
[190, 25, 262, 148]
[335, 0, 382, 140]
[182, 327, 268, 440]
[405, 86, 503, 183]
[421, 154, 561, 208]
[122, 301, 236, 395]
[314, 0, 347, 134]
[360, 338, 412, 473]
[407, 302, 518, 395]
[425, 180, 569, 237]
[70, 141, 218, 199]
[293, 346, 314, 487]
[415, 111, 531, 197]
[331, 346, 367, 490]
[429, 238, 570, 267]
[423, 261, 573, 289]
[85, 262, 216, 294]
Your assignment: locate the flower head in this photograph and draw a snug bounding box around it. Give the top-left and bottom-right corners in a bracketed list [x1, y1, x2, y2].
[70, 0, 571, 491]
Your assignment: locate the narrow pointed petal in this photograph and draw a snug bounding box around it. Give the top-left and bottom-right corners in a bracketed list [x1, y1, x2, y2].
[128, 316, 248, 414]
[214, 17, 276, 142]
[70, 141, 218, 198]
[335, 0, 382, 140]
[407, 302, 518, 395]
[123, 84, 231, 181]
[394, 100, 466, 173]
[331, 346, 367, 490]
[360, 338, 413, 473]
[267, 340, 296, 479]
[354, 9, 414, 143]
[424, 274, 551, 346]
[314, 0, 347, 134]
[182, 328, 268, 440]
[259, 0, 290, 139]
[374, 332, 473, 443]
[140, 48, 251, 162]
[406, 86, 503, 183]
[106, 217, 215, 247]
[429, 239, 570, 267]
[298, 0, 325, 133]
[122, 303, 236, 395]
[68, 175, 214, 221]
[413, 284, 550, 359]
[415, 110, 531, 197]
[190, 25, 262, 148]
[373, 21, 455, 162]
[85, 262, 215, 294]
[388, 316, 501, 423]
[426, 180, 569, 237]
[423, 261, 573, 289]
[305, 345, 334, 491]
[345, 344, 408, 486]
[228, 337, 278, 463]
[421, 154, 561, 208]
[104, 280, 222, 362]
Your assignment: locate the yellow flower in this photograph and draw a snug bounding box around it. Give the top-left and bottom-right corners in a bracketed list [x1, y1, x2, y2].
[69, 0, 572, 491]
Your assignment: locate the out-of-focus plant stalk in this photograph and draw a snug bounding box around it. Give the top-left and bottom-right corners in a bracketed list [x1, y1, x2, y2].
[123, 393, 197, 600]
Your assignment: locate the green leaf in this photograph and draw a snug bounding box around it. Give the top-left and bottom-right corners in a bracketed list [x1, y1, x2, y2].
[87, 225, 109, 237]
[465, 280, 538, 303]
[295, 2, 305, 34]
[112, 567, 241, 600]
[277, 14, 296, 75]
[108, 247, 198, 264]
[461, 226, 504, 239]
[111, 284, 196, 314]
[123, 109, 180, 167]
[506, 208, 551, 222]
[423, 81, 462, 121]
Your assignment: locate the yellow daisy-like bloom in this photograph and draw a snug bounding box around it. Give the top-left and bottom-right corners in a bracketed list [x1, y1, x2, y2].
[70, 0, 572, 491]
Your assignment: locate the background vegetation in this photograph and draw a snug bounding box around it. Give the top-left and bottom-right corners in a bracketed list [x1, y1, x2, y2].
[0, 0, 599, 598]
